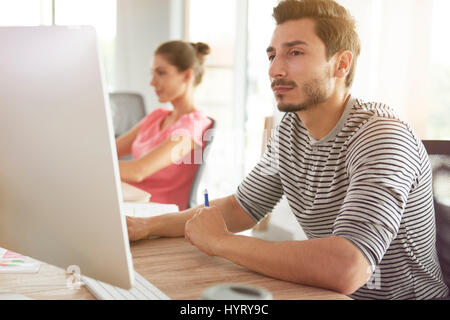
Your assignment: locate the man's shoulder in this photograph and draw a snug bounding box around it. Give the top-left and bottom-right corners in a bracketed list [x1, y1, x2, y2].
[342, 99, 425, 169]
[345, 98, 422, 156]
[351, 98, 401, 121]
[347, 98, 416, 138]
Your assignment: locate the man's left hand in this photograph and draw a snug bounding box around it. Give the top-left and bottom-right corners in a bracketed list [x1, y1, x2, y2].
[184, 206, 231, 256]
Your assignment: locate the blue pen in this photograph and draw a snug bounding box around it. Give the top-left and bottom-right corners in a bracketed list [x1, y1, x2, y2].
[204, 189, 209, 207]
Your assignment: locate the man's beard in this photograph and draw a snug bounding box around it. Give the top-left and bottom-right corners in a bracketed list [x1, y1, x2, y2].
[274, 69, 331, 112]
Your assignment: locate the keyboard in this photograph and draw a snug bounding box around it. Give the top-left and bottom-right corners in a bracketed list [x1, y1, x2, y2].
[82, 271, 170, 300]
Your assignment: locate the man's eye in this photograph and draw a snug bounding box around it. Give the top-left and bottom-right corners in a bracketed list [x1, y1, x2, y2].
[268, 55, 275, 61]
[291, 50, 303, 56]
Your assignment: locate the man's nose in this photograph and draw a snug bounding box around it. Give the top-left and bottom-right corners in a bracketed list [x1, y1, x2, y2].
[269, 56, 287, 80]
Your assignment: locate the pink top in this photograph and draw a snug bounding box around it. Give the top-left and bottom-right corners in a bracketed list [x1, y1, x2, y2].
[129, 108, 212, 210]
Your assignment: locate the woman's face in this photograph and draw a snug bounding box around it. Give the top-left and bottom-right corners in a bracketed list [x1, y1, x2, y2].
[150, 54, 190, 103]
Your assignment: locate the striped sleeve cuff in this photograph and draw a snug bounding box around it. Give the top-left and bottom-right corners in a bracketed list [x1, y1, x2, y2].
[333, 228, 377, 272]
[232, 193, 261, 223]
[332, 219, 393, 270]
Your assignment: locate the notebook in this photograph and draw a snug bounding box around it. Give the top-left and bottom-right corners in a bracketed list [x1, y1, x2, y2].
[122, 202, 179, 218]
[0, 248, 41, 274]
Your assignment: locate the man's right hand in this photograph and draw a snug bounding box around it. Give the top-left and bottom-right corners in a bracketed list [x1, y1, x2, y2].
[125, 195, 255, 242]
[126, 216, 152, 241]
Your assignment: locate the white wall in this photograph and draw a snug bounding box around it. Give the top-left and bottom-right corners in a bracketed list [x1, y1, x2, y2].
[112, 0, 184, 113]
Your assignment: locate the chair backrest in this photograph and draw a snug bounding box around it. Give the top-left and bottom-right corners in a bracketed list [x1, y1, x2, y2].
[109, 92, 146, 138]
[423, 140, 450, 288]
[187, 118, 216, 209]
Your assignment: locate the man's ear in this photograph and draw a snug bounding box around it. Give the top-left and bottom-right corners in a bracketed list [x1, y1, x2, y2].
[334, 50, 353, 79]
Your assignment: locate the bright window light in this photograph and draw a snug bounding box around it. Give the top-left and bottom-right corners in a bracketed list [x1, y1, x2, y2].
[0, 0, 41, 26]
[55, 0, 117, 40]
[431, 0, 450, 66]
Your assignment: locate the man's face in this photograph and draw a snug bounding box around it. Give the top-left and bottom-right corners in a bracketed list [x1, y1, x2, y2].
[267, 18, 335, 112]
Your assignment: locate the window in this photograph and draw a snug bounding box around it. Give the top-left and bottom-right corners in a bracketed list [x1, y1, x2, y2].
[429, 0, 450, 139]
[339, 0, 450, 139]
[0, 0, 50, 26]
[246, 0, 278, 173]
[0, 0, 117, 87]
[54, 0, 117, 86]
[186, 0, 247, 200]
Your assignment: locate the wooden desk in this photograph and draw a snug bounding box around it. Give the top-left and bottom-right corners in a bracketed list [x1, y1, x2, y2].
[0, 237, 350, 300]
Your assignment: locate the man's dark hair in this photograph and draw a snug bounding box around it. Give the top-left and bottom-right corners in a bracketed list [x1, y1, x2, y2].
[273, 0, 361, 88]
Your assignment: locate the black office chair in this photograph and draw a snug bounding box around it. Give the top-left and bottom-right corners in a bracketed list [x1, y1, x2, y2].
[187, 117, 216, 209]
[109, 92, 146, 138]
[422, 140, 450, 295]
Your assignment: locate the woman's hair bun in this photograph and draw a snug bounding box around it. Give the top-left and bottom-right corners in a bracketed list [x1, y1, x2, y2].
[191, 42, 211, 56]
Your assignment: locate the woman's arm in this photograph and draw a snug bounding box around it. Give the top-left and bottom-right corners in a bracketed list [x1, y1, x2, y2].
[119, 134, 195, 183]
[116, 124, 140, 159]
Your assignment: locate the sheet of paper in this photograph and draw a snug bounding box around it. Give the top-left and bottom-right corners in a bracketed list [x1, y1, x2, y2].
[0, 248, 41, 274]
[122, 202, 179, 218]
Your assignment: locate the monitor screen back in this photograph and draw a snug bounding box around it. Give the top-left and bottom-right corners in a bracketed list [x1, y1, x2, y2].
[0, 26, 134, 289]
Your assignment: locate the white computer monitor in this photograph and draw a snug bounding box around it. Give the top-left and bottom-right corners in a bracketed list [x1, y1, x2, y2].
[0, 26, 134, 289]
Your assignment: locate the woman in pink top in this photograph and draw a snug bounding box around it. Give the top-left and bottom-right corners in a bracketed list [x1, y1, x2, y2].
[115, 41, 212, 210]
